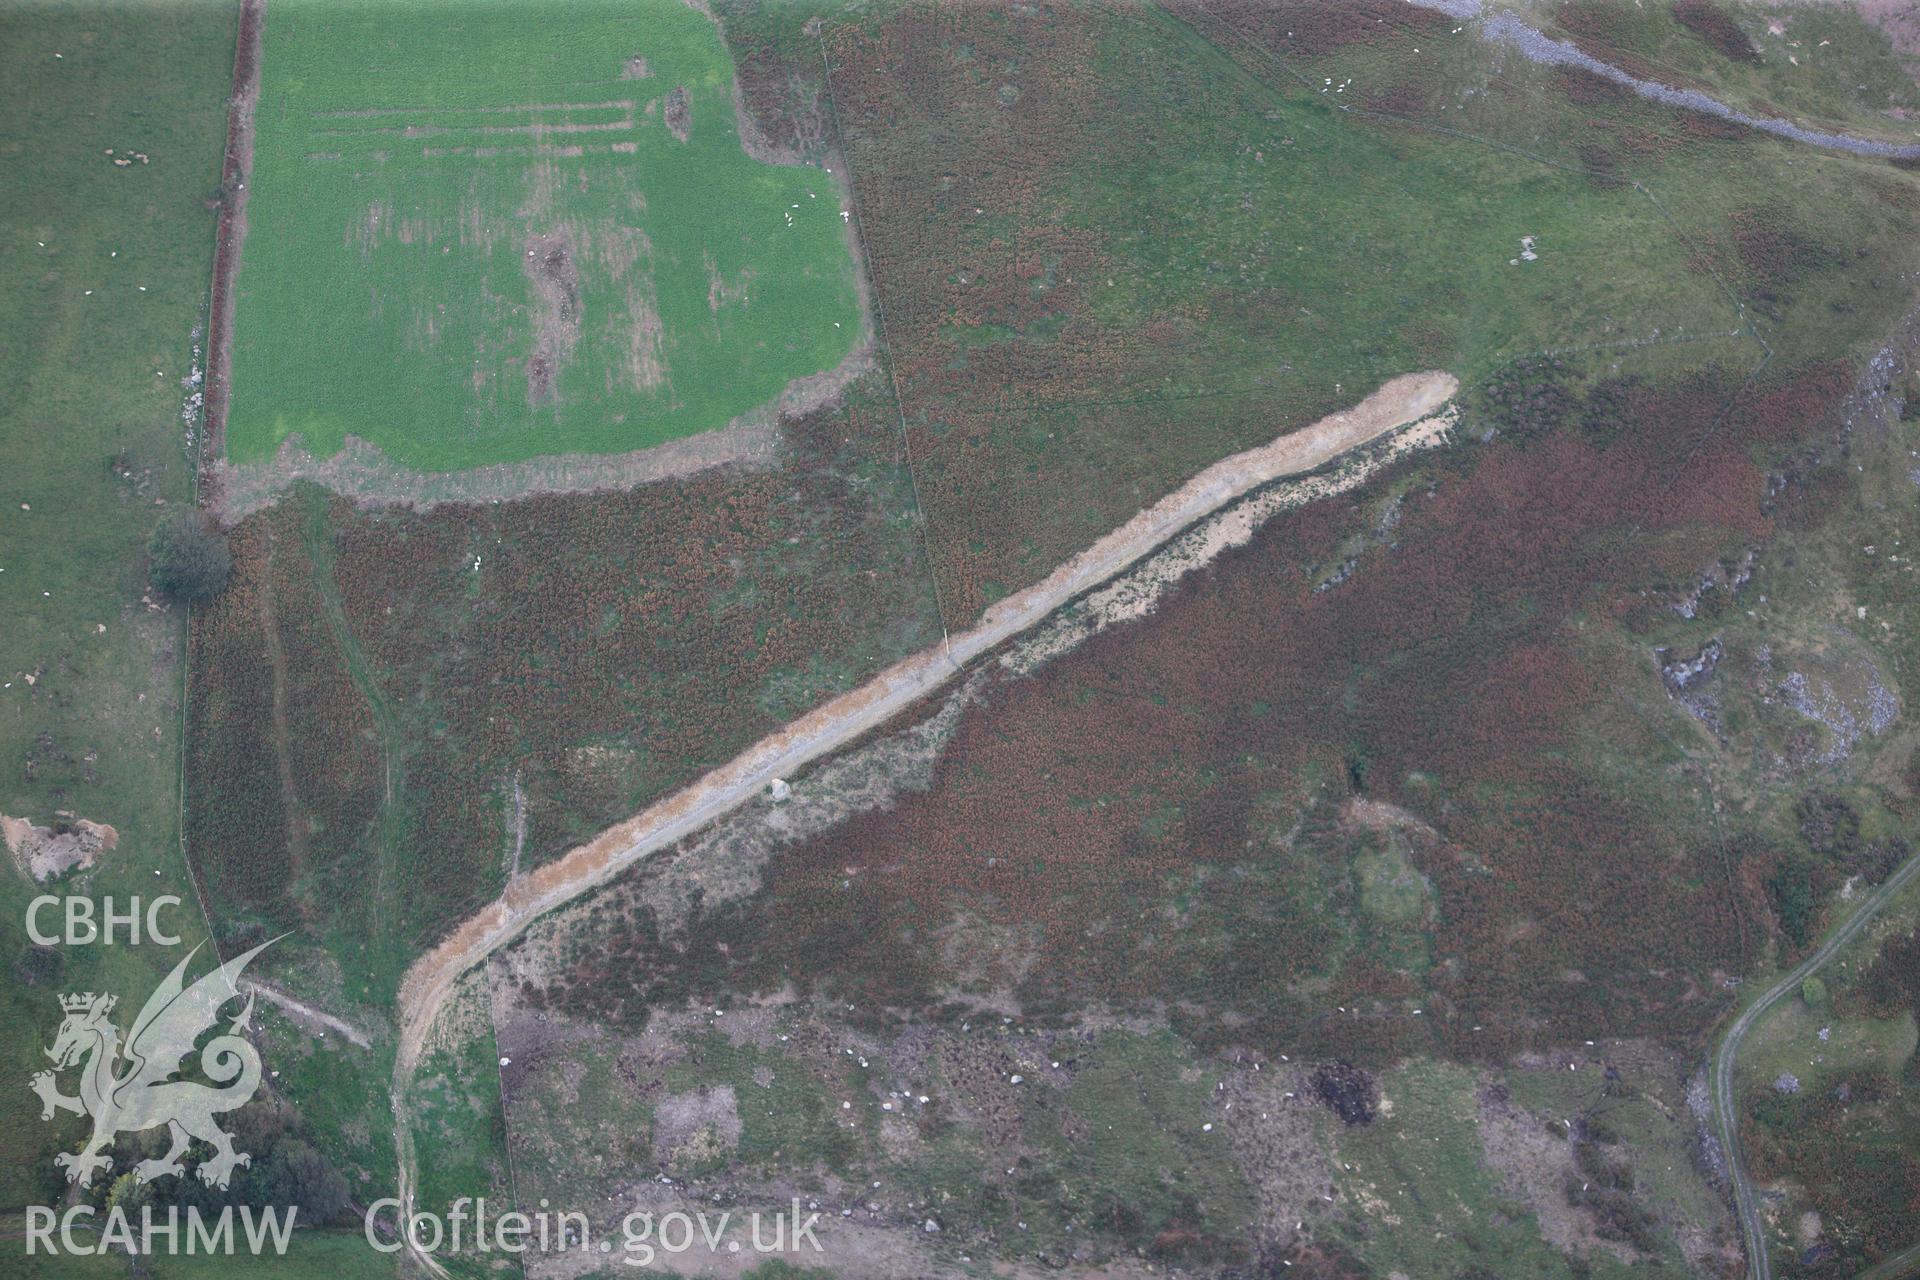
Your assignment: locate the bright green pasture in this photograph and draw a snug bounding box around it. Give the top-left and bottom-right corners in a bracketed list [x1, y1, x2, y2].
[228, 0, 859, 470]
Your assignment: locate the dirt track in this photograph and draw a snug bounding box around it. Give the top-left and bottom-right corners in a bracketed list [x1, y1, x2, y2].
[1712, 845, 1920, 1280]
[242, 979, 371, 1048]
[390, 369, 1455, 1088]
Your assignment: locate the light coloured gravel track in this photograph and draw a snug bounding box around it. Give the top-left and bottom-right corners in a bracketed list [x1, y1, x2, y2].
[386, 370, 1458, 1260]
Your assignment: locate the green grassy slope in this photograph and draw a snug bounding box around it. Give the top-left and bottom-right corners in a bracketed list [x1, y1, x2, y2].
[1519, 0, 1920, 146]
[0, 0, 235, 1211]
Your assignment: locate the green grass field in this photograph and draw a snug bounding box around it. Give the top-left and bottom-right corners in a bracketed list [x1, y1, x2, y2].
[17, 1228, 400, 1280]
[227, 0, 861, 470]
[0, 0, 235, 1212]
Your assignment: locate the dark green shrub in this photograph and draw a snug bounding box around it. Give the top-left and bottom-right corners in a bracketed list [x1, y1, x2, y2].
[149, 512, 232, 603]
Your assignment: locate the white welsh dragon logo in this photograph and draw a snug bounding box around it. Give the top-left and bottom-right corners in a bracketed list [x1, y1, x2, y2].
[30, 940, 275, 1190]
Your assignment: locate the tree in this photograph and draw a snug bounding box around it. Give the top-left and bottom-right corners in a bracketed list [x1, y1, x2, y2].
[1802, 976, 1829, 1008]
[104, 1170, 154, 1227]
[148, 513, 231, 604]
[14, 942, 62, 987]
[250, 1140, 350, 1224]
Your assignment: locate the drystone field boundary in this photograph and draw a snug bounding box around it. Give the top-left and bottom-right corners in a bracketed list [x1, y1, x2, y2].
[386, 370, 1457, 1271]
[391, 370, 1457, 1069]
[201, 0, 262, 462]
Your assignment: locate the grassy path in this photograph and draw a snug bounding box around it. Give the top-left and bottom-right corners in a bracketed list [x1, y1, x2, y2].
[1713, 848, 1920, 1280]
[295, 493, 409, 970]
